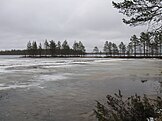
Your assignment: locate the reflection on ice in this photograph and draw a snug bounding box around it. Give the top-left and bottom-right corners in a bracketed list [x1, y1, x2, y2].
[0, 73, 69, 90]
[3, 59, 76, 72]
[0, 82, 39, 90]
[39, 74, 67, 82]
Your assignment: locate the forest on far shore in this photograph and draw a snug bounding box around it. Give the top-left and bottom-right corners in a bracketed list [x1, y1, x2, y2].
[0, 31, 162, 58]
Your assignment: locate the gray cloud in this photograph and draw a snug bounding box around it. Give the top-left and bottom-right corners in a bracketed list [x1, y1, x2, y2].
[0, 0, 146, 51]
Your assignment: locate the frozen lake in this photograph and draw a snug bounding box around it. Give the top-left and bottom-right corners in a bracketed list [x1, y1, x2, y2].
[0, 55, 162, 121]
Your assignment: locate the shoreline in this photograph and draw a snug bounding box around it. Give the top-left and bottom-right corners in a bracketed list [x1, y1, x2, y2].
[1, 54, 162, 59]
[20, 55, 162, 59]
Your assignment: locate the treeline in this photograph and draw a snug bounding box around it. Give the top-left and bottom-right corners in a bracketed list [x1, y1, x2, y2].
[26, 40, 86, 57]
[0, 50, 25, 55]
[93, 32, 162, 57]
[0, 31, 162, 57]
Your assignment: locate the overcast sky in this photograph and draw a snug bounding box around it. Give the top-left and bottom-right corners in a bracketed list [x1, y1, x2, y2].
[0, 0, 147, 51]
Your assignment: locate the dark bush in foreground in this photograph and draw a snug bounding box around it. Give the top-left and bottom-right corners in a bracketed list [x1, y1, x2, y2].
[94, 91, 162, 121]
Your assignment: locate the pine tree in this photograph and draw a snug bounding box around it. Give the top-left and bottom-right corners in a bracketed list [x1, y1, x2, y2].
[130, 35, 139, 56]
[44, 40, 49, 56]
[62, 40, 70, 55]
[140, 32, 151, 56]
[112, 43, 119, 55]
[119, 42, 126, 56]
[103, 41, 109, 55]
[73, 41, 79, 51]
[78, 41, 86, 54]
[108, 42, 112, 55]
[127, 42, 133, 56]
[27, 41, 32, 56]
[49, 40, 56, 57]
[32, 41, 38, 57]
[57, 41, 61, 55]
[38, 43, 42, 57]
[112, 0, 162, 32]
[93, 46, 99, 54]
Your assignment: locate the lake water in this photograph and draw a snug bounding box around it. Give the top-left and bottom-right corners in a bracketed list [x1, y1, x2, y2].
[0, 55, 162, 121]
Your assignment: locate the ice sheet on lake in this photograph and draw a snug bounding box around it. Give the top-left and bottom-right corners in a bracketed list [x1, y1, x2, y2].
[0, 56, 161, 94]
